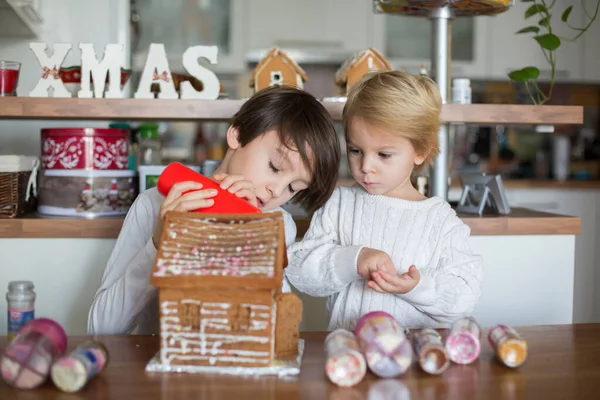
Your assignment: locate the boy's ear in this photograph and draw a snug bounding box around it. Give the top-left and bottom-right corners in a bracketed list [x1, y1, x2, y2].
[226, 126, 241, 150]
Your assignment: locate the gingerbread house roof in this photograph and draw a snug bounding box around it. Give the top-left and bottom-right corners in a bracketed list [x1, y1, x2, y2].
[334, 47, 392, 86]
[249, 48, 308, 87]
[151, 211, 287, 290]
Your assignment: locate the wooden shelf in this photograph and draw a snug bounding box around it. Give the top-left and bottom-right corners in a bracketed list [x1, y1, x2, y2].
[296, 208, 581, 236]
[440, 104, 583, 125]
[460, 179, 600, 190]
[0, 216, 125, 238]
[0, 98, 584, 125]
[0, 207, 579, 239]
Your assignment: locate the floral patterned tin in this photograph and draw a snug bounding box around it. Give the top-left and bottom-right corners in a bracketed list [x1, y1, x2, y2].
[38, 169, 137, 218]
[41, 128, 130, 170]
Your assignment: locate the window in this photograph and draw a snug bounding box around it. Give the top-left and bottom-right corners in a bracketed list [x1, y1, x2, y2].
[230, 305, 251, 332]
[385, 16, 475, 62]
[179, 302, 201, 330]
[136, 0, 232, 55]
[270, 71, 283, 86]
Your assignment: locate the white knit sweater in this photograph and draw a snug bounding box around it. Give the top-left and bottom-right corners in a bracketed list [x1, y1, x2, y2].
[286, 185, 483, 331]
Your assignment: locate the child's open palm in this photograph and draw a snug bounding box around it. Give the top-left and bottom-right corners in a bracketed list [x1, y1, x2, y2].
[369, 265, 421, 295]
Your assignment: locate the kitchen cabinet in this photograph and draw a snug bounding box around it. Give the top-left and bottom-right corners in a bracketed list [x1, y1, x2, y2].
[595, 191, 600, 322]
[370, 12, 492, 79]
[487, 0, 585, 82]
[582, 3, 600, 82]
[505, 188, 598, 324]
[451, 184, 599, 323]
[0, 0, 43, 37]
[245, 0, 373, 62]
[0, 0, 128, 91]
[133, 0, 247, 73]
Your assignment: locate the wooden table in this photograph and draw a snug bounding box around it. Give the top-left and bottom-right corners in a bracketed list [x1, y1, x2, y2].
[1, 324, 600, 399]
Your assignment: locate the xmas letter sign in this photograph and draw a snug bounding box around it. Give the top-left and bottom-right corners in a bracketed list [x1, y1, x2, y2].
[79, 43, 123, 98]
[29, 42, 221, 100]
[29, 42, 73, 98]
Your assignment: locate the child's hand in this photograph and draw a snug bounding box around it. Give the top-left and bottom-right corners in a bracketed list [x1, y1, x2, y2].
[212, 173, 258, 208]
[152, 181, 218, 248]
[357, 248, 394, 280]
[369, 265, 421, 295]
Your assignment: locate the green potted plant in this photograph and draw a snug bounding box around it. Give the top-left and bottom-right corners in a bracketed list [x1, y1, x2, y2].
[508, 0, 599, 105]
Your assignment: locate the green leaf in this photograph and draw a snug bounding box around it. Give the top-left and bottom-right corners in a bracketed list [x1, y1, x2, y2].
[508, 70, 528, 82]
[534, 34, 561, 50]
[538, 16, 551, 27]
[508, 67, 541, 82]
[561, 6, 573, 22]
[525, 4, 547, 18]
[521, 66, 541, 79]
[516, 26, 540, 34]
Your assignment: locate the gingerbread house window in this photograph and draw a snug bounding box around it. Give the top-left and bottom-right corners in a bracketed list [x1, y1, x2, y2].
[179, 302, 201, 330]
[230, 305, 252, 332]
[367, 56, 375, 70]
[270, 71, 283, 86]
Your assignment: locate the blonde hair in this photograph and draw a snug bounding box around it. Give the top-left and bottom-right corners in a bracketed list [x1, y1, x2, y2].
[342, 71, 442, 170]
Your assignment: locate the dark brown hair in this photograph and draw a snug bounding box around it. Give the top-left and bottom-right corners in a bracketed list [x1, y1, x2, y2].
[231, 86, 340, 212]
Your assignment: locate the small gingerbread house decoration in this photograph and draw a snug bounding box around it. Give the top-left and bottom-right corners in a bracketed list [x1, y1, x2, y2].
[249, 48, 308, 92]
[152, 211, 302, 368]
[335, 47, 392, 95]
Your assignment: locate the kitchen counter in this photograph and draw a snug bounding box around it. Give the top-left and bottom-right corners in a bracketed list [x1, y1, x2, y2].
[0, 181, 587, 335]
[455, 179, 600, 190]
[339, 178, 600, 190]
[0, 207, 581, 239]
[297, 207, 580, 236]
[0, 205, 580, 335]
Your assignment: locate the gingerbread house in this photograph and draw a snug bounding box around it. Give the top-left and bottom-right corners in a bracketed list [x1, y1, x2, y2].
[335, 47, 392, 95]
[249, 48, 308, 92]
[151, 211, 302, 369]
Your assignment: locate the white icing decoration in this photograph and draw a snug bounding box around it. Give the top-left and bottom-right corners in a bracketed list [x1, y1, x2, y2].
[160, 300, 273, 367]
[270, 297, 277, 359]
[155, 216, 282, 278]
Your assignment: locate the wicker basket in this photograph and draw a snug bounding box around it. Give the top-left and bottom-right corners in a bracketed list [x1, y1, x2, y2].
[0, 161, 39, 219]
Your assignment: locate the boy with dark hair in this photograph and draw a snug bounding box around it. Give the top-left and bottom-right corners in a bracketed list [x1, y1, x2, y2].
[89, 86, 341, 334]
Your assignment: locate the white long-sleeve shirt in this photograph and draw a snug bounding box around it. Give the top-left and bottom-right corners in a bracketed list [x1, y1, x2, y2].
[87, 187, 297, 335]
[285, 185, 483, 331]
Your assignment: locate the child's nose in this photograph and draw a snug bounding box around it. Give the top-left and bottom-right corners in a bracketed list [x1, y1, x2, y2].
[361, 156, 375, 174]
[267, 182, 284, 199]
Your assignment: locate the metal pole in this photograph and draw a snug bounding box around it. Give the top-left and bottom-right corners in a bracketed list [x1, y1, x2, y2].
[429, 6, 453, 199]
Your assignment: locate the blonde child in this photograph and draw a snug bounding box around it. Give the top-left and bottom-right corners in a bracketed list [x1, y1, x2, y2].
[286, 71, 483, 331]
[88, 86, 341, 334]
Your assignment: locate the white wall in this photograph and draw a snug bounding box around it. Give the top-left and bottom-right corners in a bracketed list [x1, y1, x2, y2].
[0, 239, 114, 335]
[0, 0, 127, 155]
